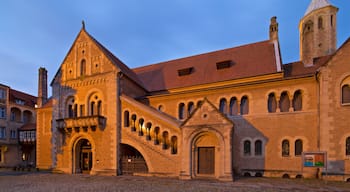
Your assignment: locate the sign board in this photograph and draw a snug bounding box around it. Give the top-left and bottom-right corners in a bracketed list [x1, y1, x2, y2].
[302, 152, 327, 168]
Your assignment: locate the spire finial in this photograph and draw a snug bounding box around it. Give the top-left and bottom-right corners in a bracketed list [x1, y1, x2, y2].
[82, 20, 85, 29]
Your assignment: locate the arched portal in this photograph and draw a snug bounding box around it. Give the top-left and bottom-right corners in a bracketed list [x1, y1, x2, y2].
[192, 131, 220, 177]
[73, 139, 92, 174]
[120, 143, 148, 175]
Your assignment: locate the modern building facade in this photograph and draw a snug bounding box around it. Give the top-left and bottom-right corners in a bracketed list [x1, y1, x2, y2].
[0, 84, 37, 168]
[36, 0, 350, 181]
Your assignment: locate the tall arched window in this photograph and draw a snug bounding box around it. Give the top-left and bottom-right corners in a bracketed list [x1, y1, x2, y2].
[66, 97, 75, 118]
[346, 137, 350, 156]
[295, 139, 303, 156]
[267, 93, 277, 113]
[282, 140, 290, 156]
[178, 103, 185, 120]
[162, 131, 169, 150]
[171, 136, 178, 154]
[229, 97, 238, 115]
[255, 140, 262, 156]
[318, 17, 323, 29]
[97, 101, 102, 115]
[244, 140, 251, 156]
[293, 90, 303, 111]
[240, 96, 249, 115]
[90, 101, 95, 116]
[342, 85, 350, 104]
[188, 102, 194, 116]
[279, 92, 290, 112]
[219, 98, 227, 114]
[80, 59, 86, 76]
[138, 118, 144, 136]
[154, 127, 160, 145]
[124, 111, 130, 127]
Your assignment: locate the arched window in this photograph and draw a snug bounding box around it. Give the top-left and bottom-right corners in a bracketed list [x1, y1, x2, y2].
[145, 122, 152, 141]
[282, 140, 290, 156]
[80, 59, 86, 76]
[318, 17, 323, 29]
[267, 93, 277, 113]
[171, 136, 178, 154]
[279, 92, 290, 112]
[178, 103, 185, 120]
[229, 97, 238, 115]
[66, 97, 75, 118]
[90, 101, 95, 116]
[188, 102, 195, 116]
[295, 139, 303, 156]
[138, 118, 144, 136]
[293, 90, 303, 111]
[162, 131, 169, 150]
[97, 101, 102, 115]
[89, 94, 102, 116]
[342, 85, 350, 104]
[154, 127, 160, 145]
[244, 140, 251, 156]
[131, 114, 137, 131]
[346, 137, 350, 156]
[240, 96, 249, 115]
[219, 98, 227, 114]
[124, 111, 130, 127]
[255, 140, 262, 156]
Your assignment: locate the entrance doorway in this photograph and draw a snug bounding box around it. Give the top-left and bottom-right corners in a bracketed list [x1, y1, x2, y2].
[120, 144, 148, 175]
[197, 147, 215, 174]
[74, 139, 92, 174]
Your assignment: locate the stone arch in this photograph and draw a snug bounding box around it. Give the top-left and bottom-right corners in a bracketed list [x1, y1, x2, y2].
[121, 138, 154, 172]
[189, 128, 226, 179]
[69, 134, 96, 174]
[86, 90, 104, 116]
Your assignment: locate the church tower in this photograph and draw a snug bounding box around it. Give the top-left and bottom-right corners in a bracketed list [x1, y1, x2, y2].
[299, 0, 338, 66]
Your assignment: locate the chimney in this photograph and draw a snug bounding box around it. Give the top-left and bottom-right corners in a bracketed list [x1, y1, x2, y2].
[38, 67, 48, 108]
[269, 16, 279, 41]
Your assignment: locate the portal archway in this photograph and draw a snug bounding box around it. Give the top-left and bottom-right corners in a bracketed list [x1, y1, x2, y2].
[120, 143, 148, 175]
[73, 139, 92, 174]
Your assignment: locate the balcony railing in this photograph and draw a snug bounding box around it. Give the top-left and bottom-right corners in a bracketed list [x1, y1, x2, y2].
[56, 115, 106, 133]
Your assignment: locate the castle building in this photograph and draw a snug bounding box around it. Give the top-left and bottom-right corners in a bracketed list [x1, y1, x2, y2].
[0, 84, 37, 168]
[36, 0, 350, 181]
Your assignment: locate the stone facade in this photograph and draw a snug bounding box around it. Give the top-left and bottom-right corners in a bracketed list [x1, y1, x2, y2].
[36, 1, 350, 181]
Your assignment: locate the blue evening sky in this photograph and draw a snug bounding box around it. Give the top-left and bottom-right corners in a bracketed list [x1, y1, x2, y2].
[0, 0, 349, 96]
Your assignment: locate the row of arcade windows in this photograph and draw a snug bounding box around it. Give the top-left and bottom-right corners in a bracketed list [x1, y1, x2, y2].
[124, 111, 178, 154]
[243, 139, 263, 156]
[66, 94, 102, 118]
[282, 139, 303, 157]
[268, 90, 302, 113]
[219, 96, 249, 116]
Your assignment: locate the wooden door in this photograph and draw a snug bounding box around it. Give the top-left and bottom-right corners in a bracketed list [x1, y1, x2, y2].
[197, 147, 215, 174]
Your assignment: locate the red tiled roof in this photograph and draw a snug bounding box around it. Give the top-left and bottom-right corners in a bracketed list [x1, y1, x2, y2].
[133, 40, 279, 92]
[9, 89, 37, 108]
[19, 123, 36, 131]
[283, 55, 332, 78]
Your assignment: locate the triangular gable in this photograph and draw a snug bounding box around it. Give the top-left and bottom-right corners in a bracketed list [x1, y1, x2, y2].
[181, 98, 234, 127]
[51, 26, 145, 90]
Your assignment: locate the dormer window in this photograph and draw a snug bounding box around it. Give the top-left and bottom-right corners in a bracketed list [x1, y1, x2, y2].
[216, 60, 232, 70]
[15, 99, 25, 105]
[177, 67, 194, 76]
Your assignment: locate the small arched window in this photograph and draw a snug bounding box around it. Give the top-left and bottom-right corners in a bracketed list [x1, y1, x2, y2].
[124, 111, 130, 127]
[295, 139, 303, 156]
[162, 131, 169, 150]
[255, 140, 262, 156]
[346, 137, 350, 156]
[219, 98, 227, 114]
[229, 97, 238, 115]
[178, 103, 185, 120]
[318, 17, 323, 29]
[342, 85, 350, 104]
[293, 90, 303, 111]
[267, 93, 277, 113]
[244, 140, 251, 156]
[154, 127, 160, 145]
[279, 92, 290, 112]
[138, 118, 144, 136]
[80, 59, 86, 76]
[171, 136, 178, 154]
[188, 102, 195, 116]
[282, 140, 290, 156]
[90, 101, 95, 116]
[240, 96, 249, 115]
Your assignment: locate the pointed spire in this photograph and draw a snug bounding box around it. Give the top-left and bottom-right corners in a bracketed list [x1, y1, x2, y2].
[82, 20, 85, 30]
[305, 0, 332, 15]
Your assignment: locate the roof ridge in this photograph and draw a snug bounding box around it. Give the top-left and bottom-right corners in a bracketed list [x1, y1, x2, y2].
[305, 0, 332, 16]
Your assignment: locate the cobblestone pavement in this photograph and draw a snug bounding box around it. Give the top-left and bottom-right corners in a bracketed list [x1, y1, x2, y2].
[0, 171, 349, 192]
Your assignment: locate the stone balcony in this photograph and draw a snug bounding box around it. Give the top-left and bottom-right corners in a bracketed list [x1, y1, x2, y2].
[56, 115, 106, 133]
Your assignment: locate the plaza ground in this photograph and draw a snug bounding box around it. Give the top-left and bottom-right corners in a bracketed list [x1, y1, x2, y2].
[0, 171, 349, 192]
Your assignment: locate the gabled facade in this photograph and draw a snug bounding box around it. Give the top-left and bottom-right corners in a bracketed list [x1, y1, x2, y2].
[36, 0, 350, 181]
